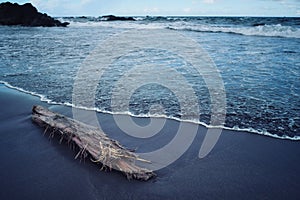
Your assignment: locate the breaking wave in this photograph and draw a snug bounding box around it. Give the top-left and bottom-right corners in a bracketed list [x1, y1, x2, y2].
[168, 23, 300, 38]
[64, 17, 300, 39]
[1, 81, 300, 141]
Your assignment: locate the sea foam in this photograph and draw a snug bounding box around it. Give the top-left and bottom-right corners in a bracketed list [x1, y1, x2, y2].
[1, 81, 299, 141]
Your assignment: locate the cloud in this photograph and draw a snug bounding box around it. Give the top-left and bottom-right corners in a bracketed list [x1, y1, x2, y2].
[203, 0, 215, 4]
[30, 0, 59, 11]
[191, 0, 216, 4]
[143, 7, 160, 13]
[80, 0, 92, 4]
[29, 0, 96, 15]
[183, 8, 192, 13]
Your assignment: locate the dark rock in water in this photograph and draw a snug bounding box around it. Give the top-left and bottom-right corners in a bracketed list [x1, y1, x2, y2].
[0, 2, 69, 27]
[145, 16, 165, 21]
[252, 23, 265, 27]
[101, 15, 135, 21]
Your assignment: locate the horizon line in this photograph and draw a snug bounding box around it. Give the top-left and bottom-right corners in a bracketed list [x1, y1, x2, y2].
[54, 14, 300, 18]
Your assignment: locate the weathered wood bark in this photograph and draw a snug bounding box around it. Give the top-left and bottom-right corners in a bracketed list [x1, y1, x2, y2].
[32, 105, 155, 180]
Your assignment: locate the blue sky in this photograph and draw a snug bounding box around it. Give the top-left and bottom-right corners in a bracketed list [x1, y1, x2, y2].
[2, 0, 299, 17]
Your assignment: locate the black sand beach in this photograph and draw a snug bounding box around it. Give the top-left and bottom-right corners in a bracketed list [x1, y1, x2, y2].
[1, 83, 300, 200]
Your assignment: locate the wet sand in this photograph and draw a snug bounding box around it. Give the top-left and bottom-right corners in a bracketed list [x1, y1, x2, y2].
[0, 83, 300, 200]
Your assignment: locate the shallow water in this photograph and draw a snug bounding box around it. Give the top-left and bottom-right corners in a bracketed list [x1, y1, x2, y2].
[0, 17, 299, 139]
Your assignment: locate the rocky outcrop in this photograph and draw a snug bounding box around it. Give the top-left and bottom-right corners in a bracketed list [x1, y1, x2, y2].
[101, 15, 135, 21]
[0, 2, 69, 27]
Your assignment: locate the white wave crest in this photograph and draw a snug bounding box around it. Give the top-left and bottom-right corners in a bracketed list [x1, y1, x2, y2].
[68, 20, 165, 30]
[1, 81, 299, 141]
[168, 23, 300, 38]
[65, 19, 300, 39]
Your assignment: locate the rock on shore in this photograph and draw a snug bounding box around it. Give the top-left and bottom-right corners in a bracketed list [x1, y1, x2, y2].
[0, 2, 69, 27]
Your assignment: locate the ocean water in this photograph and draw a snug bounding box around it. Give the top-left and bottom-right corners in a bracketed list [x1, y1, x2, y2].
[0, 16, 299, 140]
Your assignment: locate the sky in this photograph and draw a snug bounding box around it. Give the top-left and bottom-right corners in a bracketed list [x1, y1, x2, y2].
[1, 0, 299, 17]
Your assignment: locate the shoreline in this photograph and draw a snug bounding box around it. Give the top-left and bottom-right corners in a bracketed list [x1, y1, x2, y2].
[1, 83, 300, 199]
[1, 81, 298, 141]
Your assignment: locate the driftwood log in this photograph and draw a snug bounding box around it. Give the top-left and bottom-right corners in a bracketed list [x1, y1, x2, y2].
[32, 105, 155, 181]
